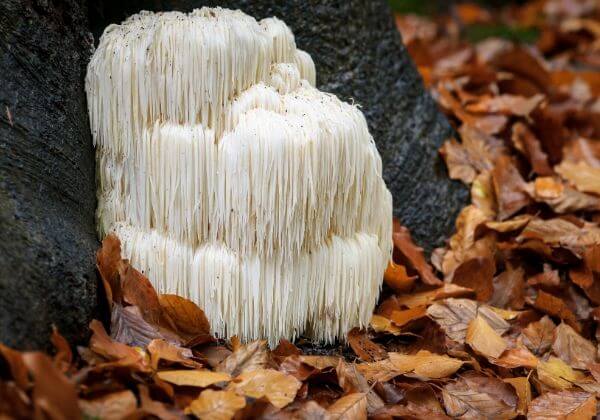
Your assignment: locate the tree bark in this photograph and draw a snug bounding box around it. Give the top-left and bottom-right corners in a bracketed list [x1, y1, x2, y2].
[0, 0, 98, 349]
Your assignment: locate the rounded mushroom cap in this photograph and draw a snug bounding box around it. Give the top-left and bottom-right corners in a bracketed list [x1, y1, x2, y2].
[87, 8, 392, 344]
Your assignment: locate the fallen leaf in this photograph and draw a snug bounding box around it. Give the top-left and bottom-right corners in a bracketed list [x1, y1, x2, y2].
[299, 355, 340, 370]
[272, 339, 302, 358]
[426, 298, 510, 343]
[184, 389, 245, 420]
[512, 122, 553, 176]
[395, 284, 474, 308]
[138, 385, 183, 420]
[383, 260, 416, 293]
[370, 315, 402, 335]
[327, 393, 367, 420]
[88, 319, 149, 370]
[521, 315, 556, 355]
[347, 328, 387, 362]
[0, 343, 29, 389]
[389, 305, 428, 327]
[119, 262, 162, 324]
[552, 323, 597, 370]
[97, 234, 123, 306]
[504, 377, 531, 415]
[111, 303, 179, 348]
[466, 315, 507, 359]
[159, 294, 211, 337]
[336, 360, 384, 413]
[393, 226, 442, 286]
[357, 358, 403, 382]
[157, 370, 231, 387]
[442, 373, 518, 419]
[556, 160, 600, 195]
[217, 340, 269, 376]
[389, 350, 464, 379]
[490, 264, 526, 309]
[23, 352, 81, 420]
[526, 177, 600, 213]
[537, 356, 584, 390]
[451, 256, 495, 302]
[532, 291, 581, 332]
[228, 368, 301, 409]
[492, 155, 532, 220]
[79, 390, 137, 420]
[147, 339, 201, 370]
[494, 347, 539, 369]
[466, 93, 545, 117]
[528, 390, 596, 419]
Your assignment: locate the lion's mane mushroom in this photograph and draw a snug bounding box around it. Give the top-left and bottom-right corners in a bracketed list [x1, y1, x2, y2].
[86, 8, 392, 344]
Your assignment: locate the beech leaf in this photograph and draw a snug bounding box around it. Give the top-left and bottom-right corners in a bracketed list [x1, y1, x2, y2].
[528, 390, 596, 419]
[228, 368, 301, 408]
[185, 389, 246, 420]
[157, 370, 231, 387]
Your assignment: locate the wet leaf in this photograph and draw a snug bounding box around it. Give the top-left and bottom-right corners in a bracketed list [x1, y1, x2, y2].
[185, 389, 245, 420]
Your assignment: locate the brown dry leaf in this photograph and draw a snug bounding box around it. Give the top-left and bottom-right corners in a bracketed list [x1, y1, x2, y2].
[492, 155, 532, 220]
[393, 226, 442, 286]
[356, 358, 402, 383]
[471, 171, 497, 217]
[490, 264, 526, 309]
[217, 340, 269, 376]
[395, 284, 473, 308]
[327, 393, 367, 420]
[465, 93, 545, 117]
[370, 315, 402, 335]
[389, 305, 428, 327]
[466, 315, 507, 359]
[526, 177, 600, 213]
[383, 260, 416, 293]
[528, 390, 596, 419]
[111, 303, 178, 348]
[570, 245, 600, 304]
[504, 377, 532, 416]
[185, 389, 245, 420]
[372, 402, 451, 420]
[138, 385, 183, 420]
[519, 218, 600, 251]
[79, 390, 137, 420]
[426, 298, 510, 343]
[521, 315, 557, 355]
[147, 339, 201, 370]
[159, 294, 211, 337]
[119, 262, 162, 324]
[228, 368, 301, 409]
[556, 160, 600, 195]
[493, 347, 539, 369]
[96, 234, 122, 306]
[347, 328, 387, 362]
[50, 326, 73, 374]
[442, 373, 518, 419]
[552, 323, 597, 370]
[388, 350, 464, 379]
[336, 360, 384, 413]
[512, 122, 553, 176]
[157, 370, 231, 387]
[485, 215, 532, 233]
[537, 356, 584, 390]
[532, 291, 581, 332]
[298, 355, 340, 370]
[439, 125, 503, 184]
[88, 319, 149, 370]
[451, 256, 495, 302]
[23, 352, 81, 420]
[272, 339, 302, 358]
[0, 343, 29, 389]
[528, 267, 561, 289]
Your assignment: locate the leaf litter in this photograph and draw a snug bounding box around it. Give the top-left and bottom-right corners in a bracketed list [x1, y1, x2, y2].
[1, 1, 600, 418]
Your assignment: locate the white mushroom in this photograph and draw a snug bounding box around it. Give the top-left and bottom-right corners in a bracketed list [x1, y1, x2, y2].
[86, 7, 392, 345]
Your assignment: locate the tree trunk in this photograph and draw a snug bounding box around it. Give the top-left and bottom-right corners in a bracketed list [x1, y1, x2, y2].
[0, 0, 98, 349]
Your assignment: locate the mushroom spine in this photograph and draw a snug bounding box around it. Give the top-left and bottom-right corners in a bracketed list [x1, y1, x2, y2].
[86, 8, 393, 345]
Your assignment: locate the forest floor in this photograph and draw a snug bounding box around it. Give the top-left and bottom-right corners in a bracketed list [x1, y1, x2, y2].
[1, 0, 600, 418]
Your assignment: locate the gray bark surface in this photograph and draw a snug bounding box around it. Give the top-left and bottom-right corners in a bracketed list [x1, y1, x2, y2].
[0, 0, 98, 349]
